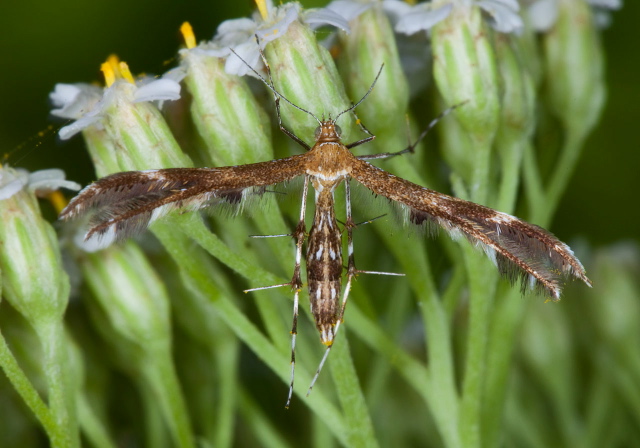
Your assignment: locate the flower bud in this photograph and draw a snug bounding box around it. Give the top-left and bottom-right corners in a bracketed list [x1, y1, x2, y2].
[80, 241, 170, 347]
[542, 0, 605, 137]
[265, 18, 355, 142]
[178, 23, 274, 166]
[431, 4, 501, 203]
[0, 168, 70, 327]
[337, 4, 410, 152]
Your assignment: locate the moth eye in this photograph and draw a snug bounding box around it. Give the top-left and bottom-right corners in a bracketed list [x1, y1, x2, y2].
[334, 124, 342, 137]
[314, 126, 322, 140]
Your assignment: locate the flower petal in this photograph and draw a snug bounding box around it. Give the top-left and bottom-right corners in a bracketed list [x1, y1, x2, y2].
[255, 3, 299, 44]
[477, 0, 524, 33]
[488, 0, 520, 10]
[0, 169, 28, 200]
[50, 83, 102, 120]
[382, 0, 414, 27]
[326, 0, 373, 21]
[214, 18, 257, 48]
[395, 3, 453, 35]
[225, 39, 262, 77]
[588, 0, 622, 9]
[133, 78, 181, 103]
[58, 114, 103, 140]
[27, 169, 81, 194]
[526, 0, 558, 31]
[305, 8, 352, 33]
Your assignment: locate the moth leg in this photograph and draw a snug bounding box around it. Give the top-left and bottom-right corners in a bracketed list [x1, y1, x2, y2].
[285, 175, 310, 408]
[345, 106, 376, 150]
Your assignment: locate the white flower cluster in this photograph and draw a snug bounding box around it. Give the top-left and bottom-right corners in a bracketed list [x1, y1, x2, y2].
[0, 167, 80, 200]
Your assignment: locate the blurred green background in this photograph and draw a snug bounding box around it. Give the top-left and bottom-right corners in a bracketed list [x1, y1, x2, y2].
[1, 0, 638, 246]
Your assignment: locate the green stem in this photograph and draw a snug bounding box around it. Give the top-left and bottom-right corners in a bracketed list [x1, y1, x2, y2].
[375, 226, 460, 447]
[169, 214, 280, 287]
[329, 337, 379, 448]
[37, 322, 79, 448]
[470, 135, 493, 206]
[238, 389, 294, 448]
[213, 337, 240, 448]
[480, 288, 527, 448]
[76, 392, 117, 448]
[143, 347, 195, 448]
[347, 302, 430, 398]
[139, 378, 169, 448]
[0, 329, 60, 443]
[522, 144, 546, 223]
[458, 249, 496, 448]
[541, 131, 587, 225]
[496, 136, 525, 213]
[156, 225, 352, 445]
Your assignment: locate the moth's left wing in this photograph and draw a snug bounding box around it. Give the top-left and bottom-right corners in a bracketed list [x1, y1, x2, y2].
[350, 158, 591, 299]
[60, 156, 305, 250]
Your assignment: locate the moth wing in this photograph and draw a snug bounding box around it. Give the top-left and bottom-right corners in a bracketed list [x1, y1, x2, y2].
[350, 158, 591, 299]
[60, 156, 306, 251]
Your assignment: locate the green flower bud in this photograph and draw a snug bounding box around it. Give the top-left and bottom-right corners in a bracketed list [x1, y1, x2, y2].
[80, 240, 195, 448]
[0, 166, 81, 447]
[81, 241, 170, 347]
[588, 245, 640, 344]
[82, 127, 120, 177]
[431, 3, 501, 203]
[0, 171, 70, 328]
[97, 57, 193, 171]
[265, 19, 355, 142]
[543, 0, 605, 138]
[179, 22, 273, 166]
[337, 4, 410, 152]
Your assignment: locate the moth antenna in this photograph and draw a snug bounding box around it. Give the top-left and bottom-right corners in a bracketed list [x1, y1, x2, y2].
[229, 39, 321, 126]
[334, 63, 385, 124]
[409, 101, 468, 153]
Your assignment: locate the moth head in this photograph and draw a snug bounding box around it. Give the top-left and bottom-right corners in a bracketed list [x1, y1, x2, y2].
[314, 120, 342, 142]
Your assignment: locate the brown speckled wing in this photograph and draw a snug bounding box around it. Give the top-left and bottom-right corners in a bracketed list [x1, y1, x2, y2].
[350, 158, 591, 299]
[60, 156, 306, 251]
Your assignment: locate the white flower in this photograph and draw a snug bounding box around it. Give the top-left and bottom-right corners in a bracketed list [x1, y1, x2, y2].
[0, 166, 80, 200]
[395, 0, 523, 35]
[306, 0, 371, 29]
[212, 0, 352, 77]
[52, 61, 181, 140]
[526, 0, 622, 31]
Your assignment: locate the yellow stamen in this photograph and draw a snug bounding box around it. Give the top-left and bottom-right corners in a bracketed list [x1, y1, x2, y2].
[180, 22, 196, 49]
[46, 191, 68, 215]
[101, 62, 116, 87]
[255, 0, 269, 21]
[118, 62, 135, 84]
[106, 54, 120, 70]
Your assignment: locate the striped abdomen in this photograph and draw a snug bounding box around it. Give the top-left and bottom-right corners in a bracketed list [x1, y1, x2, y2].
[306, 189, 343, 346]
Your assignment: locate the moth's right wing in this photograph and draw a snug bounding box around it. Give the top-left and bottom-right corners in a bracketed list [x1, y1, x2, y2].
[60, 156, 306, 250]
[350, 158, 591, 299]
